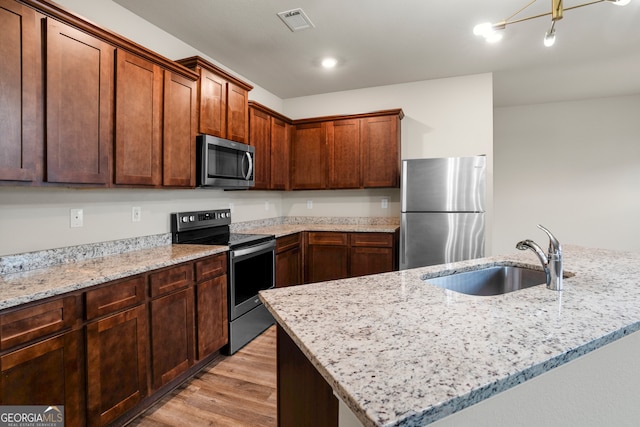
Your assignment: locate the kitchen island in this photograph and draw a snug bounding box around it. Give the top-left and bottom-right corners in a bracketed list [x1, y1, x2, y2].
[260, 245, 640, 426]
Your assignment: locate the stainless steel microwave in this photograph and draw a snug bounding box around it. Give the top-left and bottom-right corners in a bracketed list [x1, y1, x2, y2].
[196, 134, 255, 189]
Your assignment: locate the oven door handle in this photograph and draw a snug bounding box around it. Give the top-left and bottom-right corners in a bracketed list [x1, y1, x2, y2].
[231, 240, 275, 258]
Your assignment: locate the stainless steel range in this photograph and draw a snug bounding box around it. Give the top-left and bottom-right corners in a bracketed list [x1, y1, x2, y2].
[171, 209, 275, 354]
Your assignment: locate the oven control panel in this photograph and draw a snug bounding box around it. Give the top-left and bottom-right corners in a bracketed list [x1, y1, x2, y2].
[171, 209, 231, 232]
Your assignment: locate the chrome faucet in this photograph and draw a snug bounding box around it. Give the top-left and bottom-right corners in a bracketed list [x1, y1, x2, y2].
[516, 224, 563, 291]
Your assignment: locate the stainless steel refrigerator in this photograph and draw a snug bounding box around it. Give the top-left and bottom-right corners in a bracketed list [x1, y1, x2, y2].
[400, 156, 486, 270]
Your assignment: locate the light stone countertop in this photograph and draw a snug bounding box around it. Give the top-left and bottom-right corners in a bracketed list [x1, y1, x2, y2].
[0, 218, 398, 311]
[0, 244, 226, 310]
[241, 223, 399, 238]
[259, 245, 640, 427]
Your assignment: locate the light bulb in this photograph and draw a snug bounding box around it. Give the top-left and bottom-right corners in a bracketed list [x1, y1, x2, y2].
[544, 28, 556, 47]
[321, 57, 338, 68]
[473, 22, 493, 37]
[485, 31, 504, 43]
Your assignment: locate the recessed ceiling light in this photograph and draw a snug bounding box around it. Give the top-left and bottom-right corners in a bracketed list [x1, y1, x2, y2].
[321, 57, 338, 68]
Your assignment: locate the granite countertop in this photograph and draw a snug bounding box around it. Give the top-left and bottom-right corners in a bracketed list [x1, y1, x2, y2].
[0, 218, 399, 311]
[243, 223, 399, 238]
[260, 245, 640, 427]
[0, 244, 226, 310]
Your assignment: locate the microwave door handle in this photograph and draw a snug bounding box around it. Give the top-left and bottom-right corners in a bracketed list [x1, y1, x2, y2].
[243, 152, 253, 180]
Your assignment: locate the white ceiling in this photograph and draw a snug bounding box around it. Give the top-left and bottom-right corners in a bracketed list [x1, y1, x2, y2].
[112, 0, 640, 106]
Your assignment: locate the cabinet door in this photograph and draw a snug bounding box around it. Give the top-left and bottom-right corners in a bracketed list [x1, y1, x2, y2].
[276, 234, 302, 287]
[198, 68, 226, 137]
[163, 71, 196, 187]
[350, 247, 394, 278]
[249, 107, 271, 190]
[328, 119, 361, 189]
[276, 247, 303, 287]
[226, 82, 249, 143]
[45, 18, 113, 184]
[270, 117, 290, 190]
[291, 122, 327, 190]
[114, 50, 162, 186]
[0, 330, 84, 427]
[195, 275, 228, 359]
[361, 115, 400, 188]
[0, 0, 37, 182]
[150, 288, 194, 390]
[86, 305, 148, 426]
[306, 232, 348, 283]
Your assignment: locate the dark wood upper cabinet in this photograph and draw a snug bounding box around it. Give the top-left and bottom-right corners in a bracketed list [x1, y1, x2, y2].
[249, 107, 271, 190]
[197, 68, 227, 137]
[248, 101, 291, 190]
[361, 114, 401, 188]
[328, 119, 361, 189]
[114, 49, 163, 186]
[291, 122, 328, 190]
[45, 18, 114, 185]
[162, 70, 197, 187]
[177, 56, 252, 144]
[227, 82, 249, 143]
[292, 109, 403, 191]
[0, 0, 38, 182]
[270, 116, 290, 190]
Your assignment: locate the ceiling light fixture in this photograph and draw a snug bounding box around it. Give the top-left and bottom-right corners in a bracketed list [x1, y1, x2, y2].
[473, 0, 631, 47]
[321, 57, 338, 68]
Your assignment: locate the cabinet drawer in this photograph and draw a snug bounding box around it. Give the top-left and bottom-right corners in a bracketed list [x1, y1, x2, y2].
[0, 296, 77, 350]
[350, 233, 393, 248]
[149, 263, 194, 298]
[276, 233, 301, 253]
[307, 232, 347, 246]
[85, 275, 146, 320]
[195, 253, 227, 282]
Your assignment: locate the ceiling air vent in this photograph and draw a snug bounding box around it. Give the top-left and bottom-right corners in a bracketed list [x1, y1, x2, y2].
[277, 8, 315, 32]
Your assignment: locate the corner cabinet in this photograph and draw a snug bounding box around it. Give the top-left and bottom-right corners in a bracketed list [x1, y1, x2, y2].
[176, 56, 253, 144]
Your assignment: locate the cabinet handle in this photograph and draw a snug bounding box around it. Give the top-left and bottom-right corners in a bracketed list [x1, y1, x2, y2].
[242, 152, 253, 180]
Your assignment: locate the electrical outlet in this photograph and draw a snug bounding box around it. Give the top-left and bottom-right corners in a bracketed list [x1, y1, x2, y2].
[70, 209, 83, 228]
[264, 201, 270, 211]
[381, 198, 389, 209]
[306, 200, 313, 209]
[132, 206, 141, 222]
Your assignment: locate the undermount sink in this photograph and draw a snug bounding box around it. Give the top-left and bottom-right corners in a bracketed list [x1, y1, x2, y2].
[424, 266, 548, 296]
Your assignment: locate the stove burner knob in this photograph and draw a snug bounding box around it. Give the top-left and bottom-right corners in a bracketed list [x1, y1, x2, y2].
[181, 216, 189, 223]
[225, 212, 230, 218]
[189, 215, 195, 222]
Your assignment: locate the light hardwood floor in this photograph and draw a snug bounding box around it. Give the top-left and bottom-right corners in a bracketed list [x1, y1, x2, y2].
[129, 326, 277, 427]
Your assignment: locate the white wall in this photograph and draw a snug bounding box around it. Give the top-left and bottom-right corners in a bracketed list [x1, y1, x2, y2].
[493, 94, 640, 254]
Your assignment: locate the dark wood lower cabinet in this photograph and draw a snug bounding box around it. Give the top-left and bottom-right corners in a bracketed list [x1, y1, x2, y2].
[195, 275, 228, 360]
[277, 325, 337, 427]
[85, 304, 148, 426]
[306, 231, 397, 284]
[150, 287, 195, 390]
[0, 330, 84, 427]
[276, 233, 303, 288]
